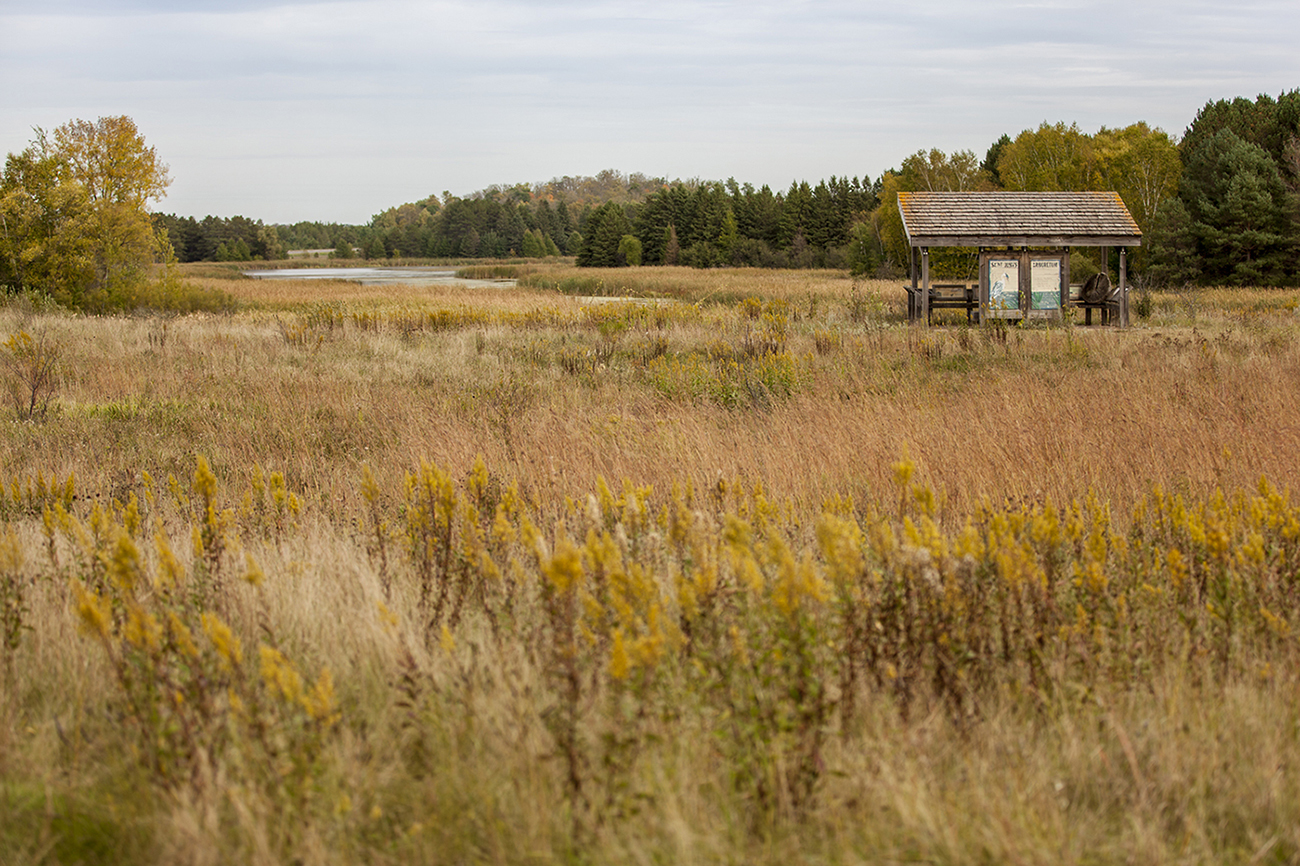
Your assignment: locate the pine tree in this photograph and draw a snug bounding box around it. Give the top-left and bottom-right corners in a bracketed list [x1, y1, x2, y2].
[1146, 197, 1200, 286]
[1181, 129, 1294, 284]
[576, 202, 631, 267]
[663, 224, 680, 266]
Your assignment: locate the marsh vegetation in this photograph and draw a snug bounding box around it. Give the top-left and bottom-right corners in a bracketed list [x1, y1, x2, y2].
[2, 262, 1300, 864]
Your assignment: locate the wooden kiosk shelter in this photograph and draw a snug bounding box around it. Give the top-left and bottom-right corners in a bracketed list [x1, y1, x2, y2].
[897, 191, 1142, 326]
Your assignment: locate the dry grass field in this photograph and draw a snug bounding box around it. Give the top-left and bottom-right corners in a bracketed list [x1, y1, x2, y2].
[2, 261, 1300, 865]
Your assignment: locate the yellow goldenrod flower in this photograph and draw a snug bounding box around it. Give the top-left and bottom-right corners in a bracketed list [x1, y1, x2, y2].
[168, 611, 199, 659]
[543, 536, 584, 594]
[892, 451, 915, 490]
[203, 612, 243, 671]
[609, 628, 630, 680]
[108, 531, 143, 595]
[154, 531, 182, 589]
[124, 603, 162, 652]
[259, 644, 302, 703]
[302, 667, 340, 725]
[193, 455, 217, 502]
[242, 552, 265, 587]
[0, 525, 23, 574]
[121, 494, 141, 539]
[73, 582, 112, 640]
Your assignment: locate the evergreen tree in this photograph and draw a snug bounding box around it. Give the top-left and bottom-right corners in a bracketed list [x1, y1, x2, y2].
[520, 229, 545, 258]
[778, 181, 813, 249]
[1146, 197, 1200, 286]
[749, 184, 783, 247]
[577, 202, 632, 267]
[1181, 128, 1295, 284]
[1181, 91, 1300, 170]
[632, 186, 680, 263]
[717, 209, 739, 263]
[982, 134, 1011, 187]
[564, 231, 582, 257]
[663, 224, 680, 266]
[458, 228, 480, 258]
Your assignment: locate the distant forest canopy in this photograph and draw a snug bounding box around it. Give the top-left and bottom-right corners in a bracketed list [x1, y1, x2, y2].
[152, 90, 1300, 286]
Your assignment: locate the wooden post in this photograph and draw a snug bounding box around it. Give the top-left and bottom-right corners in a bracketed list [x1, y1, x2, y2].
[1119, 247, 1129, 328]
[1062, 246, 1071, 315]
[909, 247, 918, 322]
[921, 247, 931, 327]
[1020, 247, 1028, 317]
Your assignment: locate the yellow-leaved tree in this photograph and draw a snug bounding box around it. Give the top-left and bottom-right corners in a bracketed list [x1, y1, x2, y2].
[0, 116, 171, 310]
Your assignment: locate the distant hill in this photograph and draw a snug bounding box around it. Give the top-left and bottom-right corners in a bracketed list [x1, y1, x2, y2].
[465, 169, 677, 209]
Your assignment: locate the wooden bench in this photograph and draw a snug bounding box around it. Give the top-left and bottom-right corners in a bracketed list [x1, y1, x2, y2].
[1069, 273, 1121, 325]
[905, 283, 978, 324]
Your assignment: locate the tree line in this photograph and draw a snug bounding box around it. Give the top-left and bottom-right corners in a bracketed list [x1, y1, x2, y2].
[1148, 92, 1300, 286]
[284, 88, 1299, 286]
[4, 93, 1298, 314]
[152, 213, 286, 263]
[266, 175, 880, 270]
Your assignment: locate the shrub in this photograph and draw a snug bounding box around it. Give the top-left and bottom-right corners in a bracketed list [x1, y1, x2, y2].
[2, 329, 58, 420]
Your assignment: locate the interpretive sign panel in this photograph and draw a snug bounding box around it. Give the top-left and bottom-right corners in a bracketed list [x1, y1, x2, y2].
[1031, 259, 1061, 310]
[988, 258, 1020, 313]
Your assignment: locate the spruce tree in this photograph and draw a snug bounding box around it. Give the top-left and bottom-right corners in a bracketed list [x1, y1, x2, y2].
[1181, 129, 1293, 284]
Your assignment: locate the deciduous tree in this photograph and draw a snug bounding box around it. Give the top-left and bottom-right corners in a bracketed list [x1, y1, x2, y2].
[0, 116, 170, 309]
[997, 122, 1096, 192]
[1093, 123, 1182, 239]
[0, 135, 95, 297]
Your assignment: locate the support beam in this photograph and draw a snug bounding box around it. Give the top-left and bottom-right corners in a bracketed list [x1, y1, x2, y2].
[1062, 245, 1071, 313]
[1119, 248, 1129, 328]
[909, 247, 918, 322]
[921, 247, 931, 327]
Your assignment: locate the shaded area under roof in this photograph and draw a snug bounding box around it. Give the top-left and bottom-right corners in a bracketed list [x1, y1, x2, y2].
[898, 191, 1142, 248]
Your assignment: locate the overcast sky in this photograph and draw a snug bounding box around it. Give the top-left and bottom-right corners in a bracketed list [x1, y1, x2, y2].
[2, 0, 1297, 225]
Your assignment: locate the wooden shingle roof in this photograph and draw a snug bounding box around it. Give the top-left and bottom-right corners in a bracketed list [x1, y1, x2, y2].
[898, 191, 1141, 248]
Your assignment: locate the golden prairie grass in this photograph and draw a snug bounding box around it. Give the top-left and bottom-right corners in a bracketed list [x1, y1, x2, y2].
[186, 274, 564, 310]
[2, 273, 1300, 864]
[518, 262, 886, 304]
[2, 285, 1298, 518]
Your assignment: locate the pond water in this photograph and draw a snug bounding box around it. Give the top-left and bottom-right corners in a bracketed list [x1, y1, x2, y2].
[243, 267, 516, 288]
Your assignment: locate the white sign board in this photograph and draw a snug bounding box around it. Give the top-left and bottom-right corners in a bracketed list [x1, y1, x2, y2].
[988, 258, 1020, 313]
[1031, 259, 1061, 311]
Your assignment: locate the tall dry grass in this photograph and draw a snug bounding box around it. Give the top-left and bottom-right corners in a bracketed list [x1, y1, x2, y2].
[2, 274, 1300, 864]
[2, 285, 1297, 520]
[517, 263, 880, 304]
